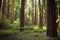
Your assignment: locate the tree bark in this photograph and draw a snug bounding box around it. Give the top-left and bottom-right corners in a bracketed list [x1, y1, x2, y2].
[2, 0, 6, 20]
[32, 0, 35, 25]
[20, 0, 25, 31]
[34, 0, 37, 25]
[38, 0, 43, 28]
[10, 0, 14, 23]
[0, 0, 2, 9]
[0, 0, 7, 29]
[7, 0, 10, 18]
[47, 0, 57, 37]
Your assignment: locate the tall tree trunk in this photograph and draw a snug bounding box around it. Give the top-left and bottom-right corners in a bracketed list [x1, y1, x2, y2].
[59, 1, 60, 15]
[24, 0, 28, 26]
[0, 0, 2, 9]
[20, 0, 25, 31]
[38, 0, 43, 28]
[32, 0, 35, 25]
[7, 0, 10, 18]
[0, 0, 7, 29]
[59, 8, 60, 15]
[47, 0, 57, 39]
[29, 7, 30, 25]
[34, 0, 37, 25]
[2, 0, 6, 20]
[10, 0, 14, 23]
[0, 0, 2, 14]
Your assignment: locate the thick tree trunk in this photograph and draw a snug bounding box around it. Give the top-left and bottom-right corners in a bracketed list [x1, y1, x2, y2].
[38, 0, 43, 28]
[2, 0, 6, 20]
[32, 0, 35, 25]
[59, 8, 60, 15]
[47, 0, 57, 38]
[20, 0, 25, 31]
[7, 0, 10, 18]
[10, 0, 14, 23]
[0, 0, 2, 9]
[34, 0, 37, 25]
[0, 0, 2, 14]
[0, 0, 8, 29]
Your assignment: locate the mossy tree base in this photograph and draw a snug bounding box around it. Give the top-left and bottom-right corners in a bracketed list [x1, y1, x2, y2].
[0, 22, 10, 30]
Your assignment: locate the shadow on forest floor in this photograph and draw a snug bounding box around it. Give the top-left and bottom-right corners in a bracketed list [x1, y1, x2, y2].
[0, 32, 60, 40]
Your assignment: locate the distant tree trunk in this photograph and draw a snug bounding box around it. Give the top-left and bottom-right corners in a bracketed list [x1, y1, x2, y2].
[20, 0, 25, 31]
[38, 0, 43, 28]
[2, 0, 6, 20]
[58, 1, 60, 15]
[29, 7, 30, 25]
[34, 0, 37, 25]
[59, 8, 60, 15]
[24, 0, 29, 26]
[0, 0, 2, 14]
[0, 0, 7, 29]
[32, 0, 35, 25]
[10, 0, 14, 23]
[7, 0, 10, 18]
[47, 0, 57, 39]
[0, 0, 2, 9]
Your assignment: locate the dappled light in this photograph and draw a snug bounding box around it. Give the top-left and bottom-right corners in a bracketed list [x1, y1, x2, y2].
[0, 0, 60, 40]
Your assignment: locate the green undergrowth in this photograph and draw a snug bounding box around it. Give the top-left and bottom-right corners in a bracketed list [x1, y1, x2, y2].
[0, 29, 19, 34]
[0, 26, 47, 34]
[22, 26, 47, 33]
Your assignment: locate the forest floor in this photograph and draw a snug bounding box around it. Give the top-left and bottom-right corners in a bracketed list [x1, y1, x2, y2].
[0, 31, 60, 40]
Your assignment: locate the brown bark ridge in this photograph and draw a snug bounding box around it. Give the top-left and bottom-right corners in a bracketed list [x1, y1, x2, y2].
[32, 0, 35, 25]
[10, 0, 14, 23]
[38, 0, 43, 28]
[20, 0, 25, 31]
[7, 0, 10, 18]
[47, 0, 57, 37]
[2, 0, 6, 20]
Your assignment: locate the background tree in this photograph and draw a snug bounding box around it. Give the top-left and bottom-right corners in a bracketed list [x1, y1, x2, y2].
[20, 0, 25, 31]
[0, 0, 7, 29]
[34, 0, 37, 25]
[2, 0, 6, 20]
[7, 0, 10, 18]
[10, 0, 14, 23]
[32, 0, 35, 25]
[47, 0, 57, 39]
[0, 0, 2, 9]
[38, 0, 43, 28]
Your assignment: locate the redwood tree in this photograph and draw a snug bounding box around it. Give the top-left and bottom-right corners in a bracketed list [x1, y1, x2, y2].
[34, 0, 37, 25]
[47, 0, 57, 39]
[32, 0, 35, 25]
[7, 0, 10, 18]
[0, 0, 6, 29]
[10, 0, 14, 23]
[20, 0, 25, 31]
[0, 0, 2, 9]
[2, 0, 6, 20]
[38, 0, 43, 28]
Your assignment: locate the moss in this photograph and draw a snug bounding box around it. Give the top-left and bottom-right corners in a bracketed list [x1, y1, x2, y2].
[0, 29, 19, 34]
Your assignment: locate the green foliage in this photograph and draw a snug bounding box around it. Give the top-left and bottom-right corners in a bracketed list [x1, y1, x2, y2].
[10, 23, 20, 30]
[9, 18, 20, 29]
[24, 26, 47, 33]
[0, 18, 11, 26]
[0, 29, 19, 34]
[33, 26, 47, 33]
[4, 19, 11, 25]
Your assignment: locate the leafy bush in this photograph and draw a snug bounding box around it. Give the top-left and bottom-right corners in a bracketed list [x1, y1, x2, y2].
[4, 19, 11, 26]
